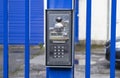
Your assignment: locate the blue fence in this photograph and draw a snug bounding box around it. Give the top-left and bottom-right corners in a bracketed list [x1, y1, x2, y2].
[25, 0, 30, 77]
[85, 0, 92, 77]
[3, 0, 8, 78]
[1, 0, 117, 78]
[110, 0, 117, 77]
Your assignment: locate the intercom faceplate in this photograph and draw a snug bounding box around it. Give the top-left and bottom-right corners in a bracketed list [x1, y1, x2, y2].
[46, 10, 73, 67]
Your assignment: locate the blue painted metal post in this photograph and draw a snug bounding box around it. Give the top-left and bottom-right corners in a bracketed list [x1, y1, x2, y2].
[47, 0, 73, 9]
[110, 0, 117, 78]
[74, 0, 79, 43]
[3, 0, 9, 78]
[47, 0, 74, 78]
[85, 0, 92, 78]
[25, 0, 30, 78]
[74, 0, 79, 64]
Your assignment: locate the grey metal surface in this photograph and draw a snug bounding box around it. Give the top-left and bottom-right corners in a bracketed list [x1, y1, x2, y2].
[46, 10, 73, 67]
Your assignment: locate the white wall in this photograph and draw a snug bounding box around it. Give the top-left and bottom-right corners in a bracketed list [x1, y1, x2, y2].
[79, 0, 108, 41]
[79, 0, 86, 40]
[116, 0, 120, 37]
[79, 0, 120, 41]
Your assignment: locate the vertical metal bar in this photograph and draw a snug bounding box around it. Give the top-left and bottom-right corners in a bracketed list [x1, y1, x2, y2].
[74, 0, 79, 43]
[3, 0, 8, 77]
[85, 0, 92, 78]
[25, 0, 30, 78]
[110, 0, 117, 78]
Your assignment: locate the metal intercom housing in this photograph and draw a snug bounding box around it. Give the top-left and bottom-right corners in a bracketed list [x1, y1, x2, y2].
[45, 10, 74, 68]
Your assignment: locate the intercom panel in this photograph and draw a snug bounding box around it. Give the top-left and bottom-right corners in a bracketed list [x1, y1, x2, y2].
[46, 10, 73, 67]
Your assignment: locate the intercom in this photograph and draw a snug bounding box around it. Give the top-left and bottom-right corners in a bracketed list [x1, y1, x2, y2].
[46, 10, 74, 67]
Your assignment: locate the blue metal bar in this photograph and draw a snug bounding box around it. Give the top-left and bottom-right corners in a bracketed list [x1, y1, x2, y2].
[74, 0, 79, 43]
[110, 0, 117, 78]
[85, 0, 92, 78]
[25, 0, 30, 78]
[3, 0, 9, 77]
[47, 0, 72, 9]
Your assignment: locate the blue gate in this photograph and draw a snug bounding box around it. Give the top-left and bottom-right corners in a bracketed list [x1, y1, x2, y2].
[1, 0, 118, 78]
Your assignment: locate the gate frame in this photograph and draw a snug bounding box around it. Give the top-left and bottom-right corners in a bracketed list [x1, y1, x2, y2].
[3, 0, 9, 78]
[110, 0, 117, 77]
[3, 0, 117, 78]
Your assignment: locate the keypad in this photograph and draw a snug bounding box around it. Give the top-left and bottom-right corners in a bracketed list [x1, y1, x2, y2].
[52, 45, 65, 58]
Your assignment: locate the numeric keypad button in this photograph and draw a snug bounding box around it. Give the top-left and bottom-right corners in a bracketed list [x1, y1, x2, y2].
[58, 53, 60, 55]
[54, 46, 57, 48]
[54, 53, 57, 55]
[54, 56, 57, 58]
[61, 49, 64, 52]
[58, 49, 60, 52]
[62, 53, 64, 55]
[54, 49, 57, 52]
[58, 56, 60, 58]
[62, 46, 64, 49]
[58, 46, 60, 48]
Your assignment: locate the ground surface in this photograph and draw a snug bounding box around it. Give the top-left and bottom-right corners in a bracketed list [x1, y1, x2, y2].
[0, 46, 120, 78]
